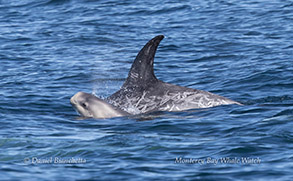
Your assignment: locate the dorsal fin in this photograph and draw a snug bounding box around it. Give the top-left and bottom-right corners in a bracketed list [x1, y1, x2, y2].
[122, 35, 164, 89]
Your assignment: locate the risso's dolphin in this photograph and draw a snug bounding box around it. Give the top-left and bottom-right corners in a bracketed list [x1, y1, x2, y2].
[70, 92, 130, 119]
[71, 35, 241, 119]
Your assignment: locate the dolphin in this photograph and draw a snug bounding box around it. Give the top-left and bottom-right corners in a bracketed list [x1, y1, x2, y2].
[107, 35, 241, 114]
[70, 92, 130, 119]
[71, 35, 241, 118]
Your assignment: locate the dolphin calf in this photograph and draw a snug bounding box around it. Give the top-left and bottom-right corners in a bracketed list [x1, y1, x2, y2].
[70, 92, 130, 119]
[71, 35, 241, 118]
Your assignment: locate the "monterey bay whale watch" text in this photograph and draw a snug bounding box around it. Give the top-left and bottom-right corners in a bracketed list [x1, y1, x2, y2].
[175, 157, 261, 165]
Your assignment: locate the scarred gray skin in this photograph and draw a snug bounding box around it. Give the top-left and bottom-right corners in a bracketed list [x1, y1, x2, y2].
[71, 35, 241, 118]
[107, 35, 241, 115]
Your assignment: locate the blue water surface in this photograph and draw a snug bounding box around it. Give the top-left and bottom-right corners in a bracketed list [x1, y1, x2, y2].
[1, 0, 293, 180]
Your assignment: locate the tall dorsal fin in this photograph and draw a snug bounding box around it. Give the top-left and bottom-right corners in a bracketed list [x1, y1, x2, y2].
[122, 35, 164, 89]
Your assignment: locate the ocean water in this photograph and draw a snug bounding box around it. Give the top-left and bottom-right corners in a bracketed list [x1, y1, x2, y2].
[0, 0, 293, 180]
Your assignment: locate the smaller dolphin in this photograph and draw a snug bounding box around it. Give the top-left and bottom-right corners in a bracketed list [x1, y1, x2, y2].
[70, 92, 130, 119]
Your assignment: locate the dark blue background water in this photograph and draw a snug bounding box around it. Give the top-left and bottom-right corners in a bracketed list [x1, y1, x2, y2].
[1, 0, 293, 180]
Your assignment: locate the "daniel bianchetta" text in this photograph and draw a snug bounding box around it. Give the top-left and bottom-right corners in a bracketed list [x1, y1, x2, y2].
[25, 157, 87, 164]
